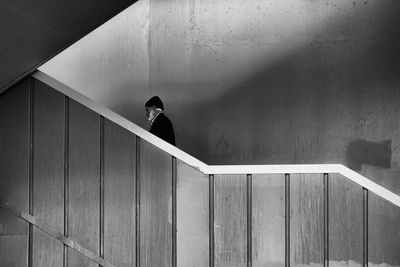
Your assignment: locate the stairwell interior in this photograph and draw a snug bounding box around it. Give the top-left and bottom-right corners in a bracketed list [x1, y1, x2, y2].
[0, 72, 400, 267]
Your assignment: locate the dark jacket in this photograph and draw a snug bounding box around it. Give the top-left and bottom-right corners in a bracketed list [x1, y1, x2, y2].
[150, 113, 175, 146]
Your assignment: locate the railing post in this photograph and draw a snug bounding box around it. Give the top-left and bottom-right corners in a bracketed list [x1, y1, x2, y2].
[247, 174, 252, 267]
[64, 96, 69, 267]
[28, 77, 34, 267]
[172, 157, 177, 267]
[363, 188, 368, 267]
[209, 174, 215, 267]
[285, 174, 290, 267]
[135, 136, 141, 267]
[99, 116, 105, 264]
[323, 173, 329, 267]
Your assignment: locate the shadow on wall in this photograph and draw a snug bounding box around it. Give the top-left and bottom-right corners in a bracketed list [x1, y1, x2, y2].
[174, 1, 400, 191]
[346, 139, 392, 171]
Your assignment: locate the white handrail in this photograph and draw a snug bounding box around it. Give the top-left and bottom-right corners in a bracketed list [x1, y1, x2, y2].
[33, 71, 208, 171]
[201, 164, 343, 174]
[33, 70, 400, 208]
[203, 164, 400, 207]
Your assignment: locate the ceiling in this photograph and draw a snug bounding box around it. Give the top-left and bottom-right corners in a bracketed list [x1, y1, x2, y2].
[0, 0, 137, 93]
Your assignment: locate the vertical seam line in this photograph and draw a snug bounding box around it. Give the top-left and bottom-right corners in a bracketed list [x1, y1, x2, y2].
[136, 136, 141, 267]
[285, 174, 290, 267]
[28, 77, 34, 267]
[100, 117, 105, 262]
[63, 97, 69, 267]
[247, 174, 252, 267]
[172, 157, 177, 267]
[324, 173, 329, 267]
[363, 188, 368, 267]
[209, 174, 215, 267]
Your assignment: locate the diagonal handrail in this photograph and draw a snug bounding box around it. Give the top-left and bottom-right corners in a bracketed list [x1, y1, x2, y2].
[33, 70, 400, 208]
[0, 197, 116, 267]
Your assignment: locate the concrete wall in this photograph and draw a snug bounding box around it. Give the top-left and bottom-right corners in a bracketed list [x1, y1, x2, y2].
[40, 0, 400, 193]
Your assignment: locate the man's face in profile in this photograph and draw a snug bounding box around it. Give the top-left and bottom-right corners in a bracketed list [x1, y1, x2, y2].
[146, 106, 156, 121]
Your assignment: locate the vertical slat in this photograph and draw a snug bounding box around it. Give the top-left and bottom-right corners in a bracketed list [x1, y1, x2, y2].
[63, 96, 69, 267]
[176, 160, 209, 266]
[172, 157, 177, 267]
[368, 190, 400, 267]
[328, 173, 363, 266]
[0, 78, 30, 267]
[32, 79, 64, 267]
[140, 140, 172, 267]
[323, 174, 329, 267]
[252, 174, 285, 266]
[214, 174, 247, 266]
[209, 174, 215, 267]
[363, 188, 368, 267]
[68, 100, 100, 267]
[285, 174, 290, 267]
[290, 174, 324, 267]
[135, 136, 141, 267]
[247, 174, 252, 267]
[100, 117, 105, 262]
[104, 119, 136, 267]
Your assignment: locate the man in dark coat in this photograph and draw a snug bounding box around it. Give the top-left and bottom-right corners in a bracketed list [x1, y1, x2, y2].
[145, 96, 176, 146]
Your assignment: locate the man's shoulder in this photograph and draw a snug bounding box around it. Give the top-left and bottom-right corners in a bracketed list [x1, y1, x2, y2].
[155, 113, 172, 124]
[150, 112, 175, 145]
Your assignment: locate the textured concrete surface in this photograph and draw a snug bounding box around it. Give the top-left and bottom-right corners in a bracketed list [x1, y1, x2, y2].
[40, 0, 400, 194]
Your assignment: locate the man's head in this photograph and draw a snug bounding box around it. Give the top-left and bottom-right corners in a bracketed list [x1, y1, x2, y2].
[145, 96, 164, 121]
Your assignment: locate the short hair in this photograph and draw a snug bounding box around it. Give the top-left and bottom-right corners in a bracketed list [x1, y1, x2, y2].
[145, 96, 164, 110]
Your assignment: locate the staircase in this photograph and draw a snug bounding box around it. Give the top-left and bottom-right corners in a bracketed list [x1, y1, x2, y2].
[1, 71, 399, 267]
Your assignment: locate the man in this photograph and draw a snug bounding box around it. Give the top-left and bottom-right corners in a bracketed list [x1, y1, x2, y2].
[145, 96, 176, 146]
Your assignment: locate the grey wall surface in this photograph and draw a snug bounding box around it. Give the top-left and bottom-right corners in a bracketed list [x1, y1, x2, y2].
[40, 0, 400, 193]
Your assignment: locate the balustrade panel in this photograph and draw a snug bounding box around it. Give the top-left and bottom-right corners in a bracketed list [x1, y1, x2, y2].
[32, 80, 64, 267]
[0, 78, 30, 267]
[177, 160, 209, 267]
[214, 174, 247, 266]
[68, 100, 100, 267]
[104, 119, 136, 267]
[328, 173, 363, 266]
[369, 191, 400, 267]
[290, 174, 324, 267]
[252, 174, 285, 267]
[140, 140, 172, 267]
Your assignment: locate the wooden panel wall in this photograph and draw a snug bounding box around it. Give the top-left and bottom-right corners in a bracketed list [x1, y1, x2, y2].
[252, 174, 285, 266]
[0, 78, 30, 267]
[177, 160, 209, 266]
[328, 174, 363, 265]
[68, 99, 100, 267]
[290, 174, 324, 267]
[104, 119, 136, 267]
[3, 76, 400, 267]
[140, 140, 173, 267]
[32, 80, 65, 266]
[1, 77, 177, 266]
[214, 174, 247, 266]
